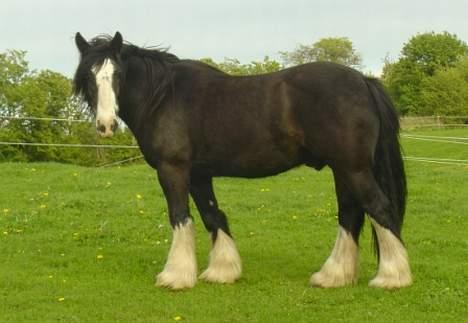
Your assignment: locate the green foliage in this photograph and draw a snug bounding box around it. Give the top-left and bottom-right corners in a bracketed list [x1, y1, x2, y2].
[382, 32, 468, 115]
[280, 37, 362, 68]
[0, 51, 139, 166]
[0, 51, 32, 161]
[400, 32, 468, 76]
[0, 50, 29, 87]
[418, 56, 468, 116]
[200, 56, 282, 75]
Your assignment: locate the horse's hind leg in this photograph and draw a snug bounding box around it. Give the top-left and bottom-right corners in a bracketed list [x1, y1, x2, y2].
[190, 175, 241, 283]
[310, 171, 363, 287]
[345, 170, 412, 289]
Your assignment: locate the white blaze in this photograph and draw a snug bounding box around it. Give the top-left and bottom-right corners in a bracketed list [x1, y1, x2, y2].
[93, 59, 118, 134]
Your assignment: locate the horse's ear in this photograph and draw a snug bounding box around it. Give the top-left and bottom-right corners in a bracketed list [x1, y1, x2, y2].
[111, 32, 123, 53]
[75, 32, 90, 54]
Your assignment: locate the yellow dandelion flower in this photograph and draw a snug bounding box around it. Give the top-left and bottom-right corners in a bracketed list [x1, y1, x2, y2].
[97, 254, 104, 259]
[39, 204, 47, 209]
[174, 316, 183, 321]
[136, 194, 143, 199]
[3, 231, 8, 235]
[43, 192, 49, 197]
[3, 209, 9, 213]
[292, 215, 298, 220]
[139, 210, 144, 214]
[58, 297, 65, 302]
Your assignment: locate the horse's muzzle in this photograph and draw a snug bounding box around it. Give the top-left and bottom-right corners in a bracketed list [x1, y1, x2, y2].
[96, 119, 118, 137]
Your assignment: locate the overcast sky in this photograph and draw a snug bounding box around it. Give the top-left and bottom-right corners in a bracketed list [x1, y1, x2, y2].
[1, 0, 467, 77]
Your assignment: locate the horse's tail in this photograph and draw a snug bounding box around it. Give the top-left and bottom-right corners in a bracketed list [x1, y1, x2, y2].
[365, 77, 407, 252]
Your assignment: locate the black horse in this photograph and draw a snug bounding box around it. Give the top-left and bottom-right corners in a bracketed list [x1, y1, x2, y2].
[73, 32, 412, 290]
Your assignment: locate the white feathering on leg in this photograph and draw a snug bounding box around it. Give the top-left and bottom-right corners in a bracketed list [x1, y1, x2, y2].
[369, 219, 412, 289]
[310, 226, 359, 288]
[156, 219, 197, 290]
[200, 229, 242, 283]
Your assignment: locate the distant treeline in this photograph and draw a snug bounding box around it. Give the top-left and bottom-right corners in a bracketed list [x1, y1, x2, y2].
[1, 31, 467, 165]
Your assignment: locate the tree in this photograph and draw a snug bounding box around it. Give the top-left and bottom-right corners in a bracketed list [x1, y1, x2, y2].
[0, 50, 30, 118]
[20, 70, 80, 161]
[418, 56, 468, 116]
[399, 32, 468, 76]
[382, 32, 468, 115]
[200, 56, 282, 75]
[280, 37, 362, 68]
[0, 50, 31, 161]
[0, 50, 137, 165]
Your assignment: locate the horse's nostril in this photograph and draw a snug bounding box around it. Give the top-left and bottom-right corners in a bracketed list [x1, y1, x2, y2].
[111, 120, 118, 132]
[97, 124, 106, 133]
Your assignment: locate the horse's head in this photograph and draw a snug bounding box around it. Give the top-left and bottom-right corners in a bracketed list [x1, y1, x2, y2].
[74, 32, 123, 137]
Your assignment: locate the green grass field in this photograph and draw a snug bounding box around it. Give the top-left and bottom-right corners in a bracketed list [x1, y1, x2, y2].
[1, 128, 467, 322]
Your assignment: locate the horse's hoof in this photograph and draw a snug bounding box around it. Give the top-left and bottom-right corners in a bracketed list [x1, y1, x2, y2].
[156, 270, 197, 290]
[368, 273, 412, 289]
[310, 270, 357, 288]
[200, 229, 242, 284]
[199, 264, 241, 284]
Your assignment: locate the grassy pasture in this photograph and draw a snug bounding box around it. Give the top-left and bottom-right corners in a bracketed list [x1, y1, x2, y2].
[0, 128, 467, 322]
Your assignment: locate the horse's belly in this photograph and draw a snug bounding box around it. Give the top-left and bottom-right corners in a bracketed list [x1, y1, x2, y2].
[194, 148, 302, 178]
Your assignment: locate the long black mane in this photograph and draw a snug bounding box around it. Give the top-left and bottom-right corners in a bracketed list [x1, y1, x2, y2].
[73, 34, 180, 118]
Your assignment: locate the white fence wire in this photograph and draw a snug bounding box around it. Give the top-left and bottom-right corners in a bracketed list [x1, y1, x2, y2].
[403, 156, 468, 166]
[402, 135, 468, 146]
[1, 115, 467, 167]
[0, 141, 139, 149]
[1, 116, 89, 123]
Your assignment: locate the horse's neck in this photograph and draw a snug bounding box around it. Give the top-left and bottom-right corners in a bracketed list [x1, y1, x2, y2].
[117, 58, 165, 135]
[118, 92, 143, 136]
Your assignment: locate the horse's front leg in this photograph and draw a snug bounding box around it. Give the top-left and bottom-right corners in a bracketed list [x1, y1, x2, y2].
[190, 175, 242, 284]
[155, 162, 197, 290]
